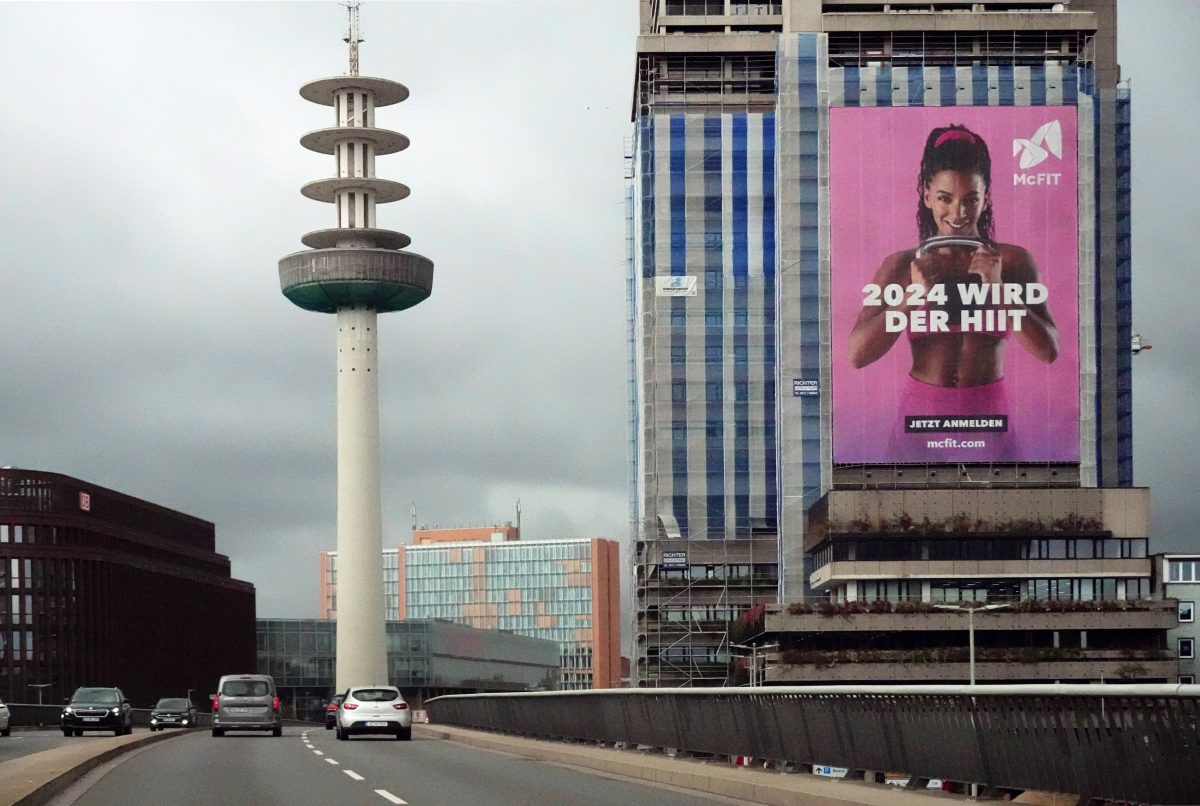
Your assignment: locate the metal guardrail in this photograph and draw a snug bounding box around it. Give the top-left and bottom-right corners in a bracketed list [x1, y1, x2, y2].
[426, 684, 1200, 805]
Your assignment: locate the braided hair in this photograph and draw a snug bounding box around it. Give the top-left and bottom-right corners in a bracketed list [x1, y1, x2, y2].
[916, 125, 995, 243]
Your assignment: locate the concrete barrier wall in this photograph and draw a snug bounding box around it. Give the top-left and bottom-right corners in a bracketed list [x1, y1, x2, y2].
[427, 683, 1200, 804]
[5, 704, 212, 729]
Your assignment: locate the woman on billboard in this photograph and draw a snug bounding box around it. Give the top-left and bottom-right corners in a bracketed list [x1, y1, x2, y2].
[846, 124, 1059, 458]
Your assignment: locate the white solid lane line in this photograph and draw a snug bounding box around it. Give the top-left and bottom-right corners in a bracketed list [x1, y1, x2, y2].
[325, 758, 339, 765]
[344, 770, 364, 781]
[374, 791, 407, 805]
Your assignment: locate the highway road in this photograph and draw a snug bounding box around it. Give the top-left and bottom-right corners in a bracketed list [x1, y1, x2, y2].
[55, 726, 747, 805]
[0, 729, 86, 764]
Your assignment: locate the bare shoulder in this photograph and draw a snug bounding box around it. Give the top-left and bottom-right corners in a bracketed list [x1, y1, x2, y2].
[875, 249, 917, 282]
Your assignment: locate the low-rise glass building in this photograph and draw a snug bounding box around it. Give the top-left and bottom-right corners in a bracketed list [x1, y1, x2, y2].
[257, 618, 559, 720]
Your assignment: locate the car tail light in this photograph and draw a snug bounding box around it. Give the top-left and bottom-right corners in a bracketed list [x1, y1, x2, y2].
[393, 703, 409, 710]
[272, 696, 280, 711]
[343, 703, 358, 710]
[326, 704, 338, 712]
[211, 697, 219, 712]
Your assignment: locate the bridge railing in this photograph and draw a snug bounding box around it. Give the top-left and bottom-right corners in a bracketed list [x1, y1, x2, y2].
[427, 683, 1200, 805]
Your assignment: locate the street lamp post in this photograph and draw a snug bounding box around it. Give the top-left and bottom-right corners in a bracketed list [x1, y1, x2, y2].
[27, 683, 52, 705]
[931, 602, 1013, 685]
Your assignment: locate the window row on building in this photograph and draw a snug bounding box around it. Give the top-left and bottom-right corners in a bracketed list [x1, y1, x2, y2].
[834, 577, 1154, 605]
[651, 562, 779, 581]
[812, 537, 1150, 566]
[405, 543, 592, 564]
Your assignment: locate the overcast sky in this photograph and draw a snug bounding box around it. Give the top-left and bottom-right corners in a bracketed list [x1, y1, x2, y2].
[0, 1, 1195, 619]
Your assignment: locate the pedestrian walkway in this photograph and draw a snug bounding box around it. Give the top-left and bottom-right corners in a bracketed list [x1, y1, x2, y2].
[421, 724, 976, 806]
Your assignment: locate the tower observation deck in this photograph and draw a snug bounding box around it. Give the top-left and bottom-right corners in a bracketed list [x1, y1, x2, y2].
[278, 3, 432, 691]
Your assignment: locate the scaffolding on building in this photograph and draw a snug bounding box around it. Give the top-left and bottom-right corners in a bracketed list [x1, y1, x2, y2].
[636, 53, 778, 117]
[634, 532, 778, 687]
[826, 29, 1095, 69]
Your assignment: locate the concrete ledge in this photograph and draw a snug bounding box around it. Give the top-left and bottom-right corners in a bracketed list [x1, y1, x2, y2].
[0, 729, 195, 806]
[418, 725, 970, 806]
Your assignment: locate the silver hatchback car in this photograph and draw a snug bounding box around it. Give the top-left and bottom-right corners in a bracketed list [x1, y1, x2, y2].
[211, 674, 282, 737]
[335, 685, 412, 741]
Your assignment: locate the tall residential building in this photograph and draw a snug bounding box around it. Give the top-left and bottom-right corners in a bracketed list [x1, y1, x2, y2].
[1160, 555, 1199, 684]
[629, 0, 1142, 686]
[321, 536, 621, 689]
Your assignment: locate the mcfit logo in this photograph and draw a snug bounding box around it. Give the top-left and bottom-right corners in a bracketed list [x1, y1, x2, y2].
[1013, 120, 1063, 169]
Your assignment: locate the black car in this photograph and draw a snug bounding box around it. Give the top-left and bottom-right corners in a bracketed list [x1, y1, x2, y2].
[324, 694, 345, 730]
[150, 697, 198, 731]
[61, 687, 132, 736]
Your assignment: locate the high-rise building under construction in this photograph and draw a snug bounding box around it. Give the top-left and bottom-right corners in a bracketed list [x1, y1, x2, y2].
[627, 1, 1159, 686]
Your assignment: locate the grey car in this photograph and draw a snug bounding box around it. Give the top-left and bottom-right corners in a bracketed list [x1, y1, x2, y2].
[211, 674, 282, 737]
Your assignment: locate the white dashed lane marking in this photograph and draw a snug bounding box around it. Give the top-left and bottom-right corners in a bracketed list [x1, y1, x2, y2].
[325, 758, 339, 765]
[313, 750, 324, 756]
[375, 791, 407, 804]
[344, 770, 364, 781]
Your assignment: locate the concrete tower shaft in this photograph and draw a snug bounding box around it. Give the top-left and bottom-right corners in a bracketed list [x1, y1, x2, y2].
[279, 10, 433, 693]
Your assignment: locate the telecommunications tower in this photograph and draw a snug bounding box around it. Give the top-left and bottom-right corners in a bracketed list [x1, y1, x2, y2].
[279, 2, 433, 689]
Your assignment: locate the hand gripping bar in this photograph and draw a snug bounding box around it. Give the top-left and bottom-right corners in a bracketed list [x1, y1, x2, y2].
[915, 235, 985, 258]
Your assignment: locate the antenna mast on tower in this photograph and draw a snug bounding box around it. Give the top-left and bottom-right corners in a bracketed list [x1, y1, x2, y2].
[342, 1, 364, 76]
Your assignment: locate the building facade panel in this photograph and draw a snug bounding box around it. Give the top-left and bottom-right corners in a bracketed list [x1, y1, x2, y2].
[321, 537, 620, 689]
[257, 618, 559, 720]
[1161, 555, 1200, 683]
[630, 1, 1141, 687]
[0, 469, 256, 706]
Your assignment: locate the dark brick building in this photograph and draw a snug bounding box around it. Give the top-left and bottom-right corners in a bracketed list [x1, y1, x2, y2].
[0, 468, 255, 706]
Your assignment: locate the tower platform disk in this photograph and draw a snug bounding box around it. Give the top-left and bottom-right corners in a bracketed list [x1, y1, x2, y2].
[279, 248, 433, 314]
[302, 227, 411, 251]
[301, 177, 410, 204]
[300, 126, 410, 156]
[300, 76, 409, 107]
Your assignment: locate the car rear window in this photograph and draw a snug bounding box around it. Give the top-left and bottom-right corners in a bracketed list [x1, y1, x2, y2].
[221, 680, 270, 697]
[156, 698, 190, 709]
[350, 688, 400, 702]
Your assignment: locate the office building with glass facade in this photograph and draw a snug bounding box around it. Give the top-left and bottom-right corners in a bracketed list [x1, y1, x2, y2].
[257, 618, 560, 720]
[320, 537, 621, 689]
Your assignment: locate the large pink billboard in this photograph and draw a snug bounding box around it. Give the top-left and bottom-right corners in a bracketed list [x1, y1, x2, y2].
[830, 107, 1079, 464]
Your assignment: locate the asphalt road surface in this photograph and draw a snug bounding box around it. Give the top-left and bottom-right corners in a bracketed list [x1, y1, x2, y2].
[0, 729, 117, 765]
[55, 725, 748, 805]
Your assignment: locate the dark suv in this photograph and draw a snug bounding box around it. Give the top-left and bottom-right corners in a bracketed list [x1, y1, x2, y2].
[61, 687, 132, 736]
[150, 697, 198, 731]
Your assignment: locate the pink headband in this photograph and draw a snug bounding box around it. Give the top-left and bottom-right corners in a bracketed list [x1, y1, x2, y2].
[934, 129, 977, 147]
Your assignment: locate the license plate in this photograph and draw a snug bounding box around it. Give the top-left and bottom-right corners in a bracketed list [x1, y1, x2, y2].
[83, 717, 100, 722]
[162, 717, 177, 722]
[227, 707, 250, 714]
[365, 721, 388, 727]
